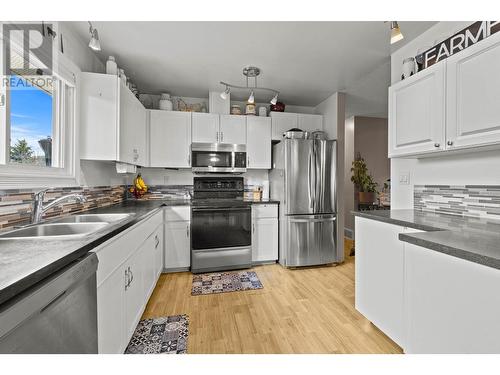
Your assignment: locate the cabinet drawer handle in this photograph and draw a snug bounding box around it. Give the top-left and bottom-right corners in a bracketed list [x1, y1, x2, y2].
[447, 140, 453, 146]
[188, 153, 191, 165]
[252, 223, 255, 234]
[186, 225, 190, 238]
[216, 131, 219, 142]
[434, 143, 440, 148]
[125, 269, 129, 290]
[129, 266, 133, 285]
[247, 156, 250, 167]
[155, 234, 160, 249]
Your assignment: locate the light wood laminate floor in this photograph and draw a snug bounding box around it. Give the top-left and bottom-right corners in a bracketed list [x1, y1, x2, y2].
[142, 254, 402, 354]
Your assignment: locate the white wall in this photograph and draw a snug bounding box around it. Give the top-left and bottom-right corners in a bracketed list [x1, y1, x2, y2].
[344, 116, 355, 236]
[314, 92, 346, 258]
[390, 21, 500, 209]
[59, 22, 105, 73]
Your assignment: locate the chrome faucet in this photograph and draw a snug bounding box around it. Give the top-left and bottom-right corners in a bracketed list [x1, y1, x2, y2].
[31, 189, 87, 223]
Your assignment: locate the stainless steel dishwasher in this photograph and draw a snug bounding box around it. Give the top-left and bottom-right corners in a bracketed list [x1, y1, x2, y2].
[0, 253, 98, 354]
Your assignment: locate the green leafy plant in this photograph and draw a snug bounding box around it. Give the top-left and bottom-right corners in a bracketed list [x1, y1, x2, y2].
[10, 139, 35, 164]
[350, 153, 378, 193]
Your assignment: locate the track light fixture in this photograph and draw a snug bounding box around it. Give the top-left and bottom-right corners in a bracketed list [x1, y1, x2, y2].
[390, 21, 404, 44]
[88, 21, 101, 51]
[220, 66, 279, 105]
[248, 90, 255, 104]
[270, 93, 279, 105]
[220, 86, 230, 100]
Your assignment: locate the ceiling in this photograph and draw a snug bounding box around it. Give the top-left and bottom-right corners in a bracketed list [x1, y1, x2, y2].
[67, 21, 436, 117]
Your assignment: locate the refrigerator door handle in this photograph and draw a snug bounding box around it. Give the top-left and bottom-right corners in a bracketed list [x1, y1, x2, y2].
[308, 150, 314, 209]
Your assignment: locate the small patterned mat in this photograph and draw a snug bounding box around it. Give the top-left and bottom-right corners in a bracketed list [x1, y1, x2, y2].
[125, 314, 189, 354]
[191, 270, 263, 296]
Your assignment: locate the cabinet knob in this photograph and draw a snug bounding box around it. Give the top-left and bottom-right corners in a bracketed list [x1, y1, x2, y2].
[447, 140, 453, 146]
[434, 143, 440, 148]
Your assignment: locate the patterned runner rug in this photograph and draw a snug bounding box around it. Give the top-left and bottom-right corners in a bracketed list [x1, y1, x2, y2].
[191, 270, 263, 296]
[125, 314, 189, 354]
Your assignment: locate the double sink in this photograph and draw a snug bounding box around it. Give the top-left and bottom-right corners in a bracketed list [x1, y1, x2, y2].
[0, 214, 132, 240]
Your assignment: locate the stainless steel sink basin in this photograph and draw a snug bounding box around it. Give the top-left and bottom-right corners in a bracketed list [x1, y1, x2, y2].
[0, 223, 109, 239]
[53, 213, 131, 224]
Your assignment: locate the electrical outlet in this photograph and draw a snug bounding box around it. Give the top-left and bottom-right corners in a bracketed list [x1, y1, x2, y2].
[399, 171, 410, 185]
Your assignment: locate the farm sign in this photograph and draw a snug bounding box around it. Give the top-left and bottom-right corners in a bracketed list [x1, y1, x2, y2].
[417, 21, 500, 70]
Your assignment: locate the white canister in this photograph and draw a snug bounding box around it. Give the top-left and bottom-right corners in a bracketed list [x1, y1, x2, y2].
[159, 93, 173, 111]
[402, 57, 416, 80]
[106, 56, 118, 75]
[258, 106, 267, 117]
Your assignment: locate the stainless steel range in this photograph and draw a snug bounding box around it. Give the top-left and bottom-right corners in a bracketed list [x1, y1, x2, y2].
[190, 177, 252, 273]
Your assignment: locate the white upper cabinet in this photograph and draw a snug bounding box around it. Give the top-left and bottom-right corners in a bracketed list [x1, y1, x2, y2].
[388, 63, 446, 157]
[270, 112, 298, 140]
[298, 114, 323, 133]
[192, 112, 220, 143]
[389, 32, 500, 158]
[149, 110, 191, 168]
[219, 115, 247, 144]
[80, 73, 147, 166]
[246, 117, 271, 169]
[446, 32, 500, 150]
[192, 113, 246, 144]
[120, 84, 147, 165]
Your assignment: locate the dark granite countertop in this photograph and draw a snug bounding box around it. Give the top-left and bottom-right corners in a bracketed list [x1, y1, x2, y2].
[353, 209, 500, 270]
[0, 198, 280, 306]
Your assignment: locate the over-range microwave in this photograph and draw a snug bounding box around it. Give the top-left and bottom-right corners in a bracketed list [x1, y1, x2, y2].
[191, 143, 247, 173]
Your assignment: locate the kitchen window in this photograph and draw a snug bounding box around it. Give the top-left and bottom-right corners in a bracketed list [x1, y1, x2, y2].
[0, 22, 79, 188]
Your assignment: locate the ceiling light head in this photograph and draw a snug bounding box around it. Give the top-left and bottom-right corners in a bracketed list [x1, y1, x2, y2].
[270, 92, 279, 105]
[390, 21, 404, 44]
[88, 22, 101, 51]
[248, 90, 255, 104]
[220, 86, 230, 100]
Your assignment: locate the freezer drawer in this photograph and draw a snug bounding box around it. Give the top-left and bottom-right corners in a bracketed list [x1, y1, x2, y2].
[191, 246, 252, 273]
[286, 215, 337, 267]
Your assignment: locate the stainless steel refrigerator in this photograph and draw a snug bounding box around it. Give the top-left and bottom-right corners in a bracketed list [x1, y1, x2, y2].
[270, 138, 341, 267]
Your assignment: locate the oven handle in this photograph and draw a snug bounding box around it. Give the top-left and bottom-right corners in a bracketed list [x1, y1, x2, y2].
[192, 207, 251, 212]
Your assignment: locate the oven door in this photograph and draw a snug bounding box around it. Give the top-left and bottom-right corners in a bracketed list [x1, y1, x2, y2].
[191, 206, 251, 250]
[191, 206, 252, 272]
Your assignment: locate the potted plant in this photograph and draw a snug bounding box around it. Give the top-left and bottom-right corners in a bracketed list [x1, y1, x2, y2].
[351, 153, 378, 204]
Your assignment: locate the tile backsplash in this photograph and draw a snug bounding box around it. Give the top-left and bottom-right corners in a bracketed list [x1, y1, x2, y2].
[0, 186, 126, 229]
[414, 185, 500, 218]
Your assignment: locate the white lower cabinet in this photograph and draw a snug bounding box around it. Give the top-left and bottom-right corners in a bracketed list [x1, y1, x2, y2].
[404, 243, 500, 354]
[252, 204, 279, 263]
[94, 211, 163, 354]
[124, 248, 145, 341]
[355, 217, 421, 348]
[356, 216, 500, 353]
[95, 263, 125, 354]
[164, 206, 191, 271]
